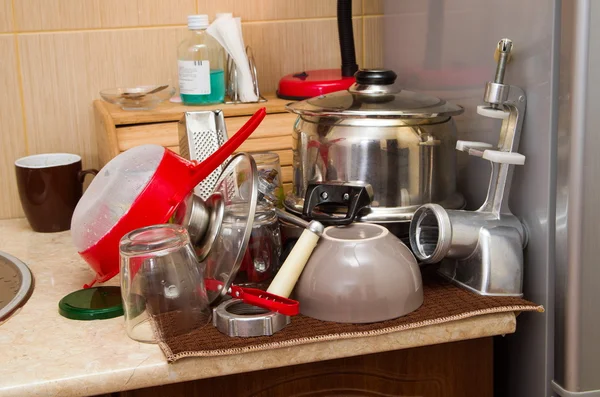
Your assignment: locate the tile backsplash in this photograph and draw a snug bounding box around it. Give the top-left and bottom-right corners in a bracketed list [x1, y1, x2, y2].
[0, 0, 382, 219]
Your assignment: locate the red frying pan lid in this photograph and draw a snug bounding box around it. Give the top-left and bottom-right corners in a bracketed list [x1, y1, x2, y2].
[277, 69, 355, 100]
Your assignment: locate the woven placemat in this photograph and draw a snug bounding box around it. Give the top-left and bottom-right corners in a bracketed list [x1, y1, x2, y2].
[156, 272, 542, 362]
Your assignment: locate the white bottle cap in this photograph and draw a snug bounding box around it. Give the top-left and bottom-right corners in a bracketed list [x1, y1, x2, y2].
[215, 13, 233, 19]
[188, 14, 209, 29]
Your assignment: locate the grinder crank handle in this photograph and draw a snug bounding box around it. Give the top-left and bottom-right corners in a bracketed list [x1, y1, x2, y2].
[456, 141, 526, 165]
[476, 38, 526, 215]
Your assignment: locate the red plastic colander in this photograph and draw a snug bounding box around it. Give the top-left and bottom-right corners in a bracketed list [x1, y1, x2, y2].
[71, 108, 266, 287]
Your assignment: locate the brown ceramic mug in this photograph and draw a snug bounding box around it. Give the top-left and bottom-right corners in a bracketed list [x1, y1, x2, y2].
[15, 153, 98, 233]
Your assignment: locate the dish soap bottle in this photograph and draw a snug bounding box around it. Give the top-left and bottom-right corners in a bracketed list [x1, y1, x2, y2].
[178, 15, 225, 105]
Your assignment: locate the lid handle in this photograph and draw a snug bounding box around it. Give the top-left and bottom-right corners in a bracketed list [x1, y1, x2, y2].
[354, 69, 397, 85]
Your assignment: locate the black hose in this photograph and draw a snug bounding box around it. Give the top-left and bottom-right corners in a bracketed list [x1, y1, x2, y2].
[337, 0, 358, 77]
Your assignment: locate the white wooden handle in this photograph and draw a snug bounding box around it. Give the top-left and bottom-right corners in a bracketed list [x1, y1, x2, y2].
[266, 225, 321, 298]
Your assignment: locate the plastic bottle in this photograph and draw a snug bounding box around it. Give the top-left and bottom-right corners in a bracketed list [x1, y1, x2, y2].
[177, 15, 225, 105]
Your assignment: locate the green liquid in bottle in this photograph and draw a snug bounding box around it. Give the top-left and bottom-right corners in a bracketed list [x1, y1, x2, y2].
[181, 69, 225, 105]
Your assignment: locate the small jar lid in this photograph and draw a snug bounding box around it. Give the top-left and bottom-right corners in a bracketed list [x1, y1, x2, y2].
[58, 286, 123, 321]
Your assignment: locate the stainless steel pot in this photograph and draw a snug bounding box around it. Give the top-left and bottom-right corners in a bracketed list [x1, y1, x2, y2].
[284, 69, 465, 224]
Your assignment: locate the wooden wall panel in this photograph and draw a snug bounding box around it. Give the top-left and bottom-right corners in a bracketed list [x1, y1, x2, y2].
[243, 18, 363, 94]
[0, 0, 13, 32]
[14, 0, 102, 31]
[363, 0, 384, 15]
[99, 0, 195, 28]
[0, 37, 28, 218]
[13, 0, 195, 31]
[197, 0, 361, 21]
[364, 16, 384, 68]
[18, 27, 188, 168]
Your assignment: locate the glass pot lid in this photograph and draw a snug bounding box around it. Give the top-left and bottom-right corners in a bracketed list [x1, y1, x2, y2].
[202, 153, 258, 305]
[286, 69, 464, 119]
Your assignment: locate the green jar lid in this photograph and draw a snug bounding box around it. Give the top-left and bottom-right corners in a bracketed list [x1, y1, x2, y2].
[58, 286, 123, 320]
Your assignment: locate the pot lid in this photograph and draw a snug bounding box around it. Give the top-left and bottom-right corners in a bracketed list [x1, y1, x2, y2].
[286, 69, 464, 119]
[202, 153, 258, 306]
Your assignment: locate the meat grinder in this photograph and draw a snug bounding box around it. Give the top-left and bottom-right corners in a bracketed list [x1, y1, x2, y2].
[409, 38, 528, 296]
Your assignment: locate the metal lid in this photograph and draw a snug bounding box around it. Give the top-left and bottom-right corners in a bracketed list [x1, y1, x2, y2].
[172, 193, 209, 246]
[173, 192, 224, 261]
[286, 69, 464, 119]
[203, 153, 258, 306]
[212, 299, 290, 337]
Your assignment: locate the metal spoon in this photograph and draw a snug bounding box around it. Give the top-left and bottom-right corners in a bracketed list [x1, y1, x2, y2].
[121, 85, 169, 99]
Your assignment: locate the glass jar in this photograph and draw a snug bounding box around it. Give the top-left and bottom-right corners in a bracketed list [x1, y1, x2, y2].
[252, 152, 284, 208]
[232, 202, 282, 290]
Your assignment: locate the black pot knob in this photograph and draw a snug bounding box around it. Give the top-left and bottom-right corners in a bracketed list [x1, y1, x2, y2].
[354, 69, 397, 85]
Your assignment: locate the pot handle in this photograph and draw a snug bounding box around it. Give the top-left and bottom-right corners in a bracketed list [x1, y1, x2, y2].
[302, 182, 373, 225]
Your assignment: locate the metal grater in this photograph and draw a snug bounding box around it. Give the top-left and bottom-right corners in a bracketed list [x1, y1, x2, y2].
[178, 110, 228, 199]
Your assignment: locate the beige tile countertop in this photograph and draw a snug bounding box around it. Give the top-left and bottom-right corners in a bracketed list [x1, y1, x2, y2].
[0, 218, 517, 397]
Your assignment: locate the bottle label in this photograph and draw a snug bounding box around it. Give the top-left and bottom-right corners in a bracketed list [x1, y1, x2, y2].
[178, 60, 211, 95]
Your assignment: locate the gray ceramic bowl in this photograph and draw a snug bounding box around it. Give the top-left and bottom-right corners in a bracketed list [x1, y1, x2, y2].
[295, 223, 423, 323]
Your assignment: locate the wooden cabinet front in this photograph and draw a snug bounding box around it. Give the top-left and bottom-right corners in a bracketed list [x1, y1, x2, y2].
[119, 337, 492, 397]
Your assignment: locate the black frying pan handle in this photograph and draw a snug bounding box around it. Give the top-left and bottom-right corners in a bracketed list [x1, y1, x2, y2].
[338, 0, 358, 77]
